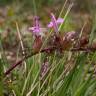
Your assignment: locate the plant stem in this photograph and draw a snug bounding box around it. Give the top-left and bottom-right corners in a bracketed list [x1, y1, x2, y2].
[4, 47, 55, 76]
[4, 46, 96, 76]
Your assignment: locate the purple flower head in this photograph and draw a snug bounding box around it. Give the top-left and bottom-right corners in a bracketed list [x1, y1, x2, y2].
[29, 16, 46, 37]
[48, 13, 64, 33]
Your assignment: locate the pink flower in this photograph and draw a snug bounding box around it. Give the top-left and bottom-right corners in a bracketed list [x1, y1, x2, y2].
[47, 13, 64, 32]
[29, 16, 46, 36]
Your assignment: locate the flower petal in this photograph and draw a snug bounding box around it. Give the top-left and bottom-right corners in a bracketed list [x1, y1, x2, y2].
[29, 27, 35, 31]
[57, 18, 64, 24]
[50, 13, 58, 32]
[47, 22, 53, 28]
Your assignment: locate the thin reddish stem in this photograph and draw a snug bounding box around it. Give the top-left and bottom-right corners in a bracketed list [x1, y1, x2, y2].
[4, 46, 96, 76]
